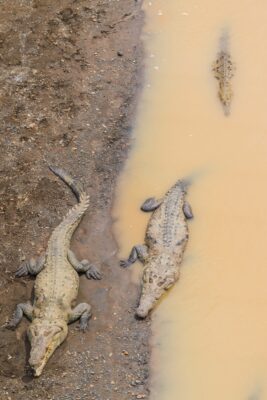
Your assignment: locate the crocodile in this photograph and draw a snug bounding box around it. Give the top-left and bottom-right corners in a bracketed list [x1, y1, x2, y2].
[7, 166, 101, 376]
[212, 33, 235, 116]
[120, 179, 193, 318]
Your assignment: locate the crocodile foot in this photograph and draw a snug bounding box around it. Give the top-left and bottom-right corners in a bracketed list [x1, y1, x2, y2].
[120, 259, 132, 268]
[6, 302, 33, 329]
[120, 245, 148, 268]
[141, 197, 162, 212]
[69, 303, 92, 332]
[68, 250, 102, 279]
[183, 201, 194, 219]
[15, 254, 46, 277]
[85, 264, 102, 280]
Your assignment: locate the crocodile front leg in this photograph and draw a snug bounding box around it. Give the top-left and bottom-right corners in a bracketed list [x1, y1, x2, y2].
[67, 250, 102, 280]
[15, 254, 46, 277]
[120, 244, 148, 268]
[141, 197, 162, 212]
[69, 303, 92, 331]
[7, 302, 33, 329]
[183, 201, 194, 219]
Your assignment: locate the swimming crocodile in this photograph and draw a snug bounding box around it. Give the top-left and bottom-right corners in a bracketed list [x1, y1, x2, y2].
[212, 33, 235, 116]
[120, 179, 193, 318]
[7, 166, 101, 376]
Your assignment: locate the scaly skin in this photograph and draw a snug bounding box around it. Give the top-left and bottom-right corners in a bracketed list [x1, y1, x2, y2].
[7, 167, 101, 376]
[212, 34, 235, 116]
[120, 180, 193, 318]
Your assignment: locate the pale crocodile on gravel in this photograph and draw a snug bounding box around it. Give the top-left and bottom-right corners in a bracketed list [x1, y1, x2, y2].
[7, 166, 101, 376]
[120, 179, 193, 318]
[212, 32, 235, 116]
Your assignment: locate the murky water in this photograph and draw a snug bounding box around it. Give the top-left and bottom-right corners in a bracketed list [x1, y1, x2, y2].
[113, 0, 267, 399]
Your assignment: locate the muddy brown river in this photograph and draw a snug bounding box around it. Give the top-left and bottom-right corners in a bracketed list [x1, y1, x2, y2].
[114, 0, 267, 399]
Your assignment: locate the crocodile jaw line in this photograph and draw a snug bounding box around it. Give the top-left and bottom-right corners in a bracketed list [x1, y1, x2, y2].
[30, 339, 59, 377]
[136, 292, 161, 318]
[28, 323, 68, 377]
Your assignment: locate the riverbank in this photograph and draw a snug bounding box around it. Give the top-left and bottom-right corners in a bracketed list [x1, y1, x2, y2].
[0, 1, 150, 399]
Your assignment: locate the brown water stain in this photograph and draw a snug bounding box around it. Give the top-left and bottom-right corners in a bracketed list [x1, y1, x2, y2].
[114, 0, 267, 399]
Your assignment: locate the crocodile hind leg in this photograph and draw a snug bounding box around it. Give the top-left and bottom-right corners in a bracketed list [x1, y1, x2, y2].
[6, 302, 33, 329]
[141, 197, 162, 212]
[183, 201, 194, 219]
[67, 250, 102, 280]
[15, 254, 46, 277]
[69, 303, 92, 331]
[120, 244, 148, 268]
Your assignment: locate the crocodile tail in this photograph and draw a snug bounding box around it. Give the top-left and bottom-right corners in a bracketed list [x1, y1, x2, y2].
[49, 165, 84, 202]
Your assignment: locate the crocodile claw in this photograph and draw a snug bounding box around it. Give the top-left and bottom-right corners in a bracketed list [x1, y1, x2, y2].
[79, 319, 89, 332]
[15, 263, 28, 277]
[5, 322, 16, 330]
[79, 323, 87, 332]
[85, 265, 102, 280]
[119, 259, 131, 268]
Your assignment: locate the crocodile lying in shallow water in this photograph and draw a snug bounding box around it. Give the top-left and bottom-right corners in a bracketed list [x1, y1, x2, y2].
[120, 179, 193, 318]
[7, 166, 101, 376]
[212, 33, 235, 116]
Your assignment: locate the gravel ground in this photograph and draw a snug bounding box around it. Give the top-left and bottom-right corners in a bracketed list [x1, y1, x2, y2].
[0, 1, 151, 399]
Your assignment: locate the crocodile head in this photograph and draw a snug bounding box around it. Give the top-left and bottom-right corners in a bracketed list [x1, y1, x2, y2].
[136, 296, 158, 318]
[136, 284, 172, 318]
[27, 319, 68, 376]
[136, 255, 179, 318]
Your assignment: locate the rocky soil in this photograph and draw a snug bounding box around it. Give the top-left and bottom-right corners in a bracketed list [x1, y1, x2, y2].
[0, 1, 150, 399]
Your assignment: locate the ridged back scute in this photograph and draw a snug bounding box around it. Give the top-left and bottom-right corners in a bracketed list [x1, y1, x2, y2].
[47, 166, 90, 248]
[49, 191, 89, 242]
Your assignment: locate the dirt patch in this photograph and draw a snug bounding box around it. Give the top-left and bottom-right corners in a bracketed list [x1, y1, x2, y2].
[0, 1, 150, 399]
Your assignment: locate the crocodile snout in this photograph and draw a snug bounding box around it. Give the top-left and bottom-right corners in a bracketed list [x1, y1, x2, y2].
[136, 306, 149, 319]
[136, 297, 155, 319]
